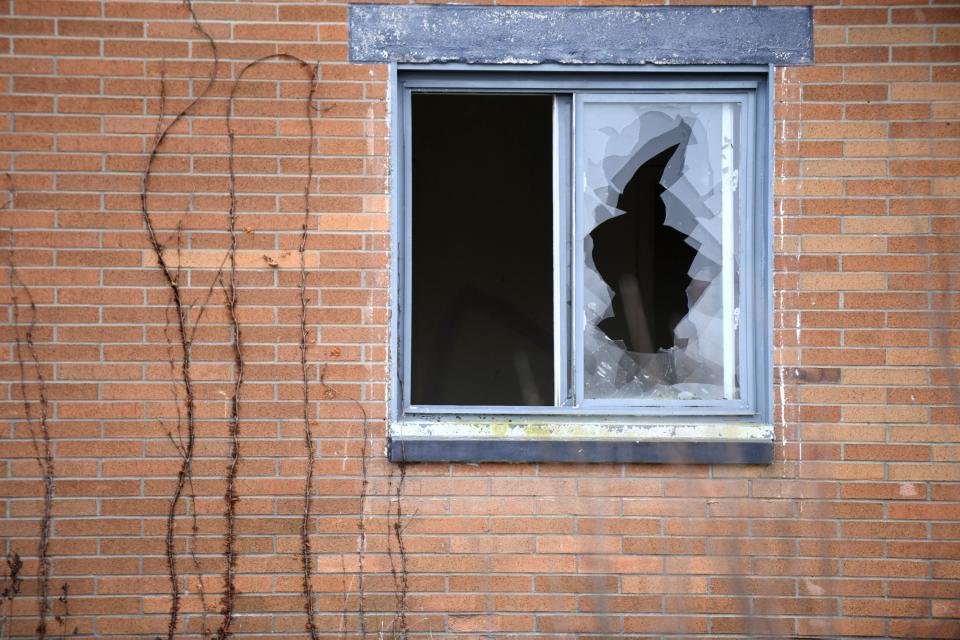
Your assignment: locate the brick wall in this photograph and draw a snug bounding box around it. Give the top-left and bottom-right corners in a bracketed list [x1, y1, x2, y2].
[1, 0, 958, 638]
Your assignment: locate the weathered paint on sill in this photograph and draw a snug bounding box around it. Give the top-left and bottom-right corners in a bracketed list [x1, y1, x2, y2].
[390, 420, 774, 442]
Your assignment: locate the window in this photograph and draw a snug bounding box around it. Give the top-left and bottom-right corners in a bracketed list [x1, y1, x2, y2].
[390, 68, 773, 463]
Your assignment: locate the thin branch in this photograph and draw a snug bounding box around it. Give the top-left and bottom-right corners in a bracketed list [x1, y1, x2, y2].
[54, 582, 70, 640]
[338, 553, 351, 640]
[356, 392, 369, 639]
[392, 464, 409, 640]
[385, 470, 397, 633]
[140, 2, 220, 636]
[295, 61, 322, 640]
[215, 53, 319, 640]
[187, 251, 229, 344]
[212, 267, 242, 640]
[186, 474, 210, 639]
[320, 365, 370, 638]
[1, 552, 23, 640]
[7, 245, 54, 640]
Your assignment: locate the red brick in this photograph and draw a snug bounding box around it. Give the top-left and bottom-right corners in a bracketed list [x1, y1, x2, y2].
[893, 45, 960, 62]
[816, 46, 890, 63]
[892, 7, 960, 24]
[814, 8, 889, 25]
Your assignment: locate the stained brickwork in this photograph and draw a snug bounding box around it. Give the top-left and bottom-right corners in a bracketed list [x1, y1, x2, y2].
[1, 1, 959, 638]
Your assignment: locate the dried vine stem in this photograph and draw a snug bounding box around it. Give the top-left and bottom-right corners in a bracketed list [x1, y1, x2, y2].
[1, 552, 23, 640]
[213, 53, 319, 639]
[385, 470, 397, 630]
[294, 62, 322, 640]
[0, 183, 21, 640]
[213, 259, 243, 640]
[338, 554, 349, 640]
[385, 463, 409, 640]
[319, 364, 370, 638]
[7, 256, 56, 640]
[356, 393, 369, 639]
[7, 240, 55, 640]
[394, 462, 409, 638]
[162, 243, 223, 639]
[140, 2, 220, 636]
[186, 479, 210, 637]
[53, 582, 74, 640]
[159, 253, 218, 639]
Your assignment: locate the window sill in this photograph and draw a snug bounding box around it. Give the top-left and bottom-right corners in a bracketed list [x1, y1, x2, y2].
[388, 421, 773, 464]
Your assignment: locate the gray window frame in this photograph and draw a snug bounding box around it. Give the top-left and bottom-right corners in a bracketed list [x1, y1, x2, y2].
[389, 64, 775, 463]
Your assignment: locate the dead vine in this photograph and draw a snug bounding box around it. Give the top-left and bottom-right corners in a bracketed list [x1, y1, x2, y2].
[319, 364, 370, 638]
[7, 238, 55, 640]
[53, 582, 75, 639]
[294, 61, 322, 640]
[214, 53, 319, 639]
[356, 394, 369, 639]
[139, 5, 387, 639]
[385, 463, 409, 640]
[140, 1, 220, 636]
[187, 476, 210, 637]
[162, 268, 215, 639]
[1, 552, 23, 640]
[338, 554, 349, 640]
[0, 182, 19, 640]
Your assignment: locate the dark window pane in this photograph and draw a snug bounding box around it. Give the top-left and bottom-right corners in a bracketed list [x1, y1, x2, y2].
[410, 93, 554, 406]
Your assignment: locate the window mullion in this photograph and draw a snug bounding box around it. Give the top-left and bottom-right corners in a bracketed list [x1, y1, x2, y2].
[554, 94, 574, 408]
[571, 92, 585, 409]
[721, 101, 737, 400]
[401, 86, 414, 413]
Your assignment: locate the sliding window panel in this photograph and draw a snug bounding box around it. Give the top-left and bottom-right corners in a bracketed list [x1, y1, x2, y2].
[408, 93, 556, 408]
[575, 94, 748, 407]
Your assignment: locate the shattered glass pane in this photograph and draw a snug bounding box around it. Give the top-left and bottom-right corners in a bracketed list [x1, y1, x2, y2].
[581, 99, 741, 401]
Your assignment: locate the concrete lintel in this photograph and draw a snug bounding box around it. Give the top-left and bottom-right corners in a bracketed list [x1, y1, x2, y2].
[350, 5, 813, 66]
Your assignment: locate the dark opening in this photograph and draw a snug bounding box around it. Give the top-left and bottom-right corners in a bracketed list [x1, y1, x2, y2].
[589, 143, 697, 353]
[410, 93, 554, 406]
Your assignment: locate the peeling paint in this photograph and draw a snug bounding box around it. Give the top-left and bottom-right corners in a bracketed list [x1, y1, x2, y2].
[391, 420, 774, 442]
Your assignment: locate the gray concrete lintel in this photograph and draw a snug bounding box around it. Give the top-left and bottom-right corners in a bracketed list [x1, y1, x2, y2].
[349, 5, 813, 66]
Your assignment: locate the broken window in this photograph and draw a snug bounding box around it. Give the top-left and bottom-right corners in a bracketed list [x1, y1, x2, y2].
[396, 71, 770, 429]
[580, 97, 741, 402]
